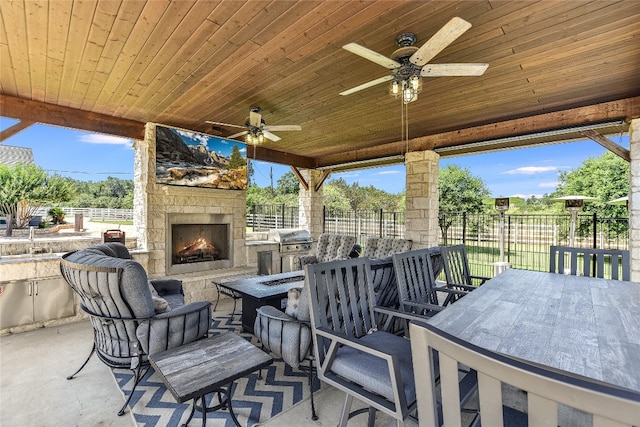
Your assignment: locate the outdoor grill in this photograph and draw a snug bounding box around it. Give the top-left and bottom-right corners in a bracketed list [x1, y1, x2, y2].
[267, 228, 313, 254]
[267, 228, 313, 273]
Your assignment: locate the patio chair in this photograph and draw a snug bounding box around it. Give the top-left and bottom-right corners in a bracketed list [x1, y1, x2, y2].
[393, 247, 467, 320]
[361, 237, 413, 332]
[297, 233, 356, 269]
[440, 244, 489, 304]
[253, 283, 318, 420]
[549, 246, 630, 280]
[306, 257, 420, 426]
[59, 242, 212, 416]
[410, 320, 640, 427]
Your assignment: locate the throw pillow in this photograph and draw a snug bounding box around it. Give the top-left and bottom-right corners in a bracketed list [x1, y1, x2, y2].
[148, 282, 169, 313]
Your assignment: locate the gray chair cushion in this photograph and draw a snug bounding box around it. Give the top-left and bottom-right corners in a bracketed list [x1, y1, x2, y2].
[330, 331, 416, 404]
[253, 305, 312, 368]
[65, 249, 155, 318]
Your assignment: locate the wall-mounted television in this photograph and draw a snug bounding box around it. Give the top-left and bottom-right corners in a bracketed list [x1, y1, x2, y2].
[154, 124, 247, 190]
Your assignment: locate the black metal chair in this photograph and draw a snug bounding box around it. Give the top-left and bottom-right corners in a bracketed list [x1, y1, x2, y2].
[549, 246, 630, 280]
[393, 248, 467, 320]
[306, 257, 419, 426]
[440, 244, 489, 304]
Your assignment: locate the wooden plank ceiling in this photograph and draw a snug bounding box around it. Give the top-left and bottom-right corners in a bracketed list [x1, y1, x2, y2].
[1, 1, 639, 170]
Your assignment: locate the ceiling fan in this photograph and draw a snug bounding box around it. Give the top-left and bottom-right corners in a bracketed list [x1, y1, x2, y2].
[206, 106, 301, 144]
[339, 17, 488, 103]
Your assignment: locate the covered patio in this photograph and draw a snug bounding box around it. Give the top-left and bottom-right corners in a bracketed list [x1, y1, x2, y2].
[1, 1, 640, 426]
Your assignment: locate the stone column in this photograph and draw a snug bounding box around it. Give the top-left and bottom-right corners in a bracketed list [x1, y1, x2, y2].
[629, 118, 639, 282]
[405, 150, 440, 248]
[298, 169, 325, 239]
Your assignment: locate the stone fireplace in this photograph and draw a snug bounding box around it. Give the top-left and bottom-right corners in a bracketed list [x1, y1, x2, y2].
[167, 213, 233, 275]
[134, 123, 248, 290]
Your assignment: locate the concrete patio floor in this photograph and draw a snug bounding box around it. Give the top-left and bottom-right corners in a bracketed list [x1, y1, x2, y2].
[1, 297, 414, 427]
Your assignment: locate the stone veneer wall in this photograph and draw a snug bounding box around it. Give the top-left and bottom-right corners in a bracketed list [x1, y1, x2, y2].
[298, 169, 325, 239]
[134, 123, 248, 301]
[629, 118, 639, 282]
[404, 150, 440, 248]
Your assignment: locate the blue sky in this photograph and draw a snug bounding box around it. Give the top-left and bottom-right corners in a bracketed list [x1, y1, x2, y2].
[0, 116, 628, 198]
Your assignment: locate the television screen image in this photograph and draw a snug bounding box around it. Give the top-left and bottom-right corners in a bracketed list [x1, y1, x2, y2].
[154, 124, 247, 190]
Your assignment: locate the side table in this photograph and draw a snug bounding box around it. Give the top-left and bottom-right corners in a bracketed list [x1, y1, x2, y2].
[149, 332, 273, 427]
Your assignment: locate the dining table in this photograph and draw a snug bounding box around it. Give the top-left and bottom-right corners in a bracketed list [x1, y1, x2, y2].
[427, 268, 640, 393]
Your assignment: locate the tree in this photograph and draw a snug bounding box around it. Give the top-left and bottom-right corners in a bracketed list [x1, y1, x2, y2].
[227, 145, 246, 169]
[438, 165, 490, 244]
[276, 171, 299, 195]
[0, 164, 74, 227]
[553, 151, 629, 218]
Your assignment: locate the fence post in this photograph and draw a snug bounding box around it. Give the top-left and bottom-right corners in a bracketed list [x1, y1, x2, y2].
[592, 212, 597, 249]
[281, 204, 285, 230]
[462, 212, 467, 245]
[507, 215, 511, 263]
[378, 208, 383, 237]
[322, 206, 326, 233]
[252, 205, 256, 232]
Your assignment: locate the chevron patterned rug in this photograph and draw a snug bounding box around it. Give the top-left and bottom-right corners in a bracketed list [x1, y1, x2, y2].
[112, 314, 319, 427]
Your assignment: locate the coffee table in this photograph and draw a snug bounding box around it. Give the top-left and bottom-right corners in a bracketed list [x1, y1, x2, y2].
[214, 270, 305, 333]
[149, 332, 273, 427]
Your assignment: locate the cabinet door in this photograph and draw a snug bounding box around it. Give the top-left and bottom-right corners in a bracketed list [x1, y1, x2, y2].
[33, 278, 75, 323]
[0, 281, 34, 329]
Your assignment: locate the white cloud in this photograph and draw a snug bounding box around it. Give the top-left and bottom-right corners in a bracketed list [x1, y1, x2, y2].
[176, 129, 209, 147]
[378, 170, 401, 175]
[503, 166, 558, 175]
[539, 181, 558, 188]
[78, 134, 132, 146]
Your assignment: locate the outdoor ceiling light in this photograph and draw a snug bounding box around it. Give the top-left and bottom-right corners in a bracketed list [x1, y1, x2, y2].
[433, 120, 627, 154]
[389, 73, 422, 104]
[246, 128, 264, 145]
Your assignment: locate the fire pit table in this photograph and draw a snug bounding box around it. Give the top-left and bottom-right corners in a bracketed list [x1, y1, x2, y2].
[213, 270, 305, 333]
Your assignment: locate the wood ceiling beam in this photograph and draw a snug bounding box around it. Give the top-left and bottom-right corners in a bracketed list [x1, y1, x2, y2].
[581, 129, 630, 162]
[1, 95, 146, 140]
[0, 119, 35, 142]
[316, 96, 640, 168]
[0, 95, 315, 169]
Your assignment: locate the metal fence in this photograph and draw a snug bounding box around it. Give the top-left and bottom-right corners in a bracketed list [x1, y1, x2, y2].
[323, 207, 406, 244]
[247, 205, 629, 277]
[55, 204, 628, 279]
[439, 212, 629, 278]
[247, 204, 299, 231]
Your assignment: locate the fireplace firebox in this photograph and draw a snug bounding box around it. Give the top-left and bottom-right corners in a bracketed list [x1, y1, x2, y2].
[166, 213, 233, 275]
[172, 224, 229, 265]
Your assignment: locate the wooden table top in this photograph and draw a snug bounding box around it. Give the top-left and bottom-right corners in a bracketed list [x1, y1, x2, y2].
[427, 268, 640, 392]
[217, 270, 305, 299]
[149, 332, 273, 403]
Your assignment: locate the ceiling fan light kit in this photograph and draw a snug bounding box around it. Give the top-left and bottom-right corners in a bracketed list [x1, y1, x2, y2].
[340, 17, 488, 104]
[205, 106, 301, 145]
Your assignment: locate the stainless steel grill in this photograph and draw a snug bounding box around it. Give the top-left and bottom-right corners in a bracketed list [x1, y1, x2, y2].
[267, 228, 313, 254]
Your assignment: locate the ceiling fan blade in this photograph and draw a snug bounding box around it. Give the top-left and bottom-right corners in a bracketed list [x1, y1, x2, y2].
[263, 130, 281, 142]
[343, 43, 401, 69]
[410, 17, 472, 66]
[263, 125, 301, 132]
[249, 110, 262, 128]
[205, 120, 246, 129]
[227, 130, 248, 139]
[339, 75, 394, 96]
[421, 63, 488, 77]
